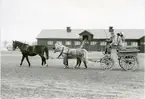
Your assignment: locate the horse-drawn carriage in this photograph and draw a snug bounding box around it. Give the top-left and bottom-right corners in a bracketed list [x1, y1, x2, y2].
[12, 40, 140, 71]
[99, 48, 140, 71]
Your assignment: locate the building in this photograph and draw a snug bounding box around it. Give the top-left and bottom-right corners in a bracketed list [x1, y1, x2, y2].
[139, 36, 145, 53]
[36, 27, 145, 52]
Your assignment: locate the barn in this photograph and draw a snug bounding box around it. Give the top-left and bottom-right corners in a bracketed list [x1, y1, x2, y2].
[36, 27, 145, 53]
[139, 36, 145, 53]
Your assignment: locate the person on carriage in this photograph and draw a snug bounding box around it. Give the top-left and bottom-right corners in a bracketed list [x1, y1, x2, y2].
[104, 32, 113, 54]
[104, 32, 118, 54]
[120, 32, 125, 46]
[104, 39, 112, 54]
[110, 32, 118, 46]
[116, 32, 126, 51]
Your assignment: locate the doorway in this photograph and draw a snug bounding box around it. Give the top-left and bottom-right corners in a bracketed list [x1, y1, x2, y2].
[83, 35, 88, 40]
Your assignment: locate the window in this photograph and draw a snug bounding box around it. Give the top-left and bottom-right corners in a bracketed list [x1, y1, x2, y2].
[91, 41, 97, 45]
[131, 42, 138, 46]
[47, 41, 53, 45]
[100, 42, 106, 46]
[141, 42, 145, 45]
[65, 41, 71, 45]
[56, 41, 62, 44]
[75, 41, 81, 45]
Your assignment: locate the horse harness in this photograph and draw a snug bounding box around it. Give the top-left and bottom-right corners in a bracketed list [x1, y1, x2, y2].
[21, 44, 35, 53]
[57, 47, 70, 58]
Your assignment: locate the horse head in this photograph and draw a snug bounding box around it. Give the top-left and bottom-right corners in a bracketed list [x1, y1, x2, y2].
[53, 42, 64, 53]
[12, 40, 27, 51]
[12, 40, 18, 51]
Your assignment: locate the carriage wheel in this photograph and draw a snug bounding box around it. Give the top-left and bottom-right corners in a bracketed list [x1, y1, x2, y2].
[100, 55, 114, 70]
[118, 57, 126, 71]
[119, 56, 138, 71]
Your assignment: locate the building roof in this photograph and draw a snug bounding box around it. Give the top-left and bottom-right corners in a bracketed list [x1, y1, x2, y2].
[36, 29, 145, 39]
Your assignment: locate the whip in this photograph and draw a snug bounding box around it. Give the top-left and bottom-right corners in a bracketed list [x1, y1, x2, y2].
[104, 30, 108, 39]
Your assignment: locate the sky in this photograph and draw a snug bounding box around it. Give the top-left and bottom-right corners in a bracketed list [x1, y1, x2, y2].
[0, 0, 145, 42]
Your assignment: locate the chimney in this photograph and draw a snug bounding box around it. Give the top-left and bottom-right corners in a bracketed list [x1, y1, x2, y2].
[109, 26, 114, 32]
[66, 27, 71, 32]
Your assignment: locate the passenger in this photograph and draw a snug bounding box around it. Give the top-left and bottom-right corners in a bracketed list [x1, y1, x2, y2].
[117, 32, 126, 50]
[120, 32, 126, 47]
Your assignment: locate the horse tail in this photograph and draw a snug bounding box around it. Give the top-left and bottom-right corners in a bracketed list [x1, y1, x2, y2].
[44, 46, 49, 60]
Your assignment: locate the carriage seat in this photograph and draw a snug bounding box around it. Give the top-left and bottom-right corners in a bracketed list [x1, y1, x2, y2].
[117, 46, 140, 53]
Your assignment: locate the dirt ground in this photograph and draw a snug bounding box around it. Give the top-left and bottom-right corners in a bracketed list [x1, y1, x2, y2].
[1, 51, 145, 99]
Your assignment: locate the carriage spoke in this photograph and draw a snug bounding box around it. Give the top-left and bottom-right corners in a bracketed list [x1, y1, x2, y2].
[119, 56, 136, 71]
[100, 56, 114, 70]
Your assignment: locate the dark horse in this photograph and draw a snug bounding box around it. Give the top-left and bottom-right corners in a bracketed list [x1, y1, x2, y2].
[12, 40, 49, 67]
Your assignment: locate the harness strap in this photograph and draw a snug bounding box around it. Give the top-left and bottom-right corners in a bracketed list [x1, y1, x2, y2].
[57, 47, 70, 58]
[57, 47, 64, 58]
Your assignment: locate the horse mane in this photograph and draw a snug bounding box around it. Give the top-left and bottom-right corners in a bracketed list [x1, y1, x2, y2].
[15, 40, 28, 45]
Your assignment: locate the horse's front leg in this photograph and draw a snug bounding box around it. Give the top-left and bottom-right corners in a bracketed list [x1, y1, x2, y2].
[26, 56, 31, 67]
[74, 58, 79, 69]
[83, 61, 87, 69]
[20, 55, 25, 66]
[77, 58, 82, 68]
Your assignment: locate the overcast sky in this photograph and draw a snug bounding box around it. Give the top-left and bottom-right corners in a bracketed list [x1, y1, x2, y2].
[0, 0, 144, 42]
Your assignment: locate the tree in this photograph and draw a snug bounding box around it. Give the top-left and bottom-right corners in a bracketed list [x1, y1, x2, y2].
[32, 41, 37, 45]
[3, 40, 8, 48]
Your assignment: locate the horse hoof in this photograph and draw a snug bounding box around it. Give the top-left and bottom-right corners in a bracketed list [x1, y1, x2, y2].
[73, 67, 77, 69]
[46, 64, 48, 67]
[64, 66, 69, 69]
[44, 64, 48, 67]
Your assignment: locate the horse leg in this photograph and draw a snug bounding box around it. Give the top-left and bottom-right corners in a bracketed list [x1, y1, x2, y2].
[74, 58, 80, 69]
[39, 55, 44, 67]
[20, 55, 25, 66]
[40, 55, 48, 67]
[42, 56, 48, 67]
[77, 58, 82, 68]
[83, 61, 87, 69]
[41, 56, 44, 66]
[26, 56, 31, 67]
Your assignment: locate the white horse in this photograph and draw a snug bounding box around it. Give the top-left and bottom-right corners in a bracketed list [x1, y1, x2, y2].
[53, 42, 88, 69]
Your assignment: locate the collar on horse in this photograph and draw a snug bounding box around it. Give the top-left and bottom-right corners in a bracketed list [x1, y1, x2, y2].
[57, 47, 70, 58]
[57, 47, 64, 58]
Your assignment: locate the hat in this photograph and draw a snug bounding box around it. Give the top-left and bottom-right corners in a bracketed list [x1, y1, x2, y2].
[120, 32, 124, 36]
[117, 33, 120, 36]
